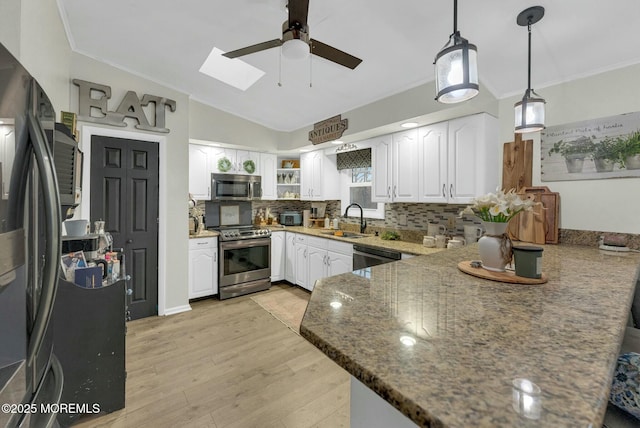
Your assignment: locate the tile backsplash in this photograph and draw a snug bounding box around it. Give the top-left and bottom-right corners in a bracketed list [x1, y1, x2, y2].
[195, 199, 639, 248]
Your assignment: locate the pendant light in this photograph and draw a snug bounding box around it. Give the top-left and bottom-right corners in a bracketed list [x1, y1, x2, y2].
[434, 0, 479, 104]
[514, 6, 546, 133]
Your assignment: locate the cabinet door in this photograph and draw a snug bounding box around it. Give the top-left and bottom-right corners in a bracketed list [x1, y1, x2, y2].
[210, 147, 233, 174]
[260, 153, 278, 200]
[270, 231, 285, 281]
[300, 151, 313, 200]
[418, 122, 448, 203]
[307, 246, 327, 291]
[295, 243, 308, 289]
[188, 145, 212, 200]
[285, 232, 297, 283]
[237, 150, 259, 175]
[392, 129, 419, 202]
[327, 251, 352, 276]
[188, 243, 217, 299]
[371, 135, 392, 202]
[447, 115, 483, 204]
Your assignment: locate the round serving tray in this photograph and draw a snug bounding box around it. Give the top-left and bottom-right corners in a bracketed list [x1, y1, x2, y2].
[457, 261, 548, 284]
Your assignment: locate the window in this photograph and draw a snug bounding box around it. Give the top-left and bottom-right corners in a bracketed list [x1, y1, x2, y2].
[340, 166, 385, 219]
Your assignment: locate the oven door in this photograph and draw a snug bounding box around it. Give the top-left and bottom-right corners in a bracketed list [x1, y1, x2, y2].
[219, 237, 271, 287]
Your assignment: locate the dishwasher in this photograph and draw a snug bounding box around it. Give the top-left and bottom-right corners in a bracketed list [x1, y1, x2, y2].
[352, 244, 402, 269]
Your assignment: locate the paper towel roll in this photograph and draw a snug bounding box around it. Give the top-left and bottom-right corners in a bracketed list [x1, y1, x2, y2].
[303, 210, 311, 228]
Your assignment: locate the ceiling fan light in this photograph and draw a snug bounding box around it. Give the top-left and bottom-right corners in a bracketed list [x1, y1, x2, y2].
[514, 93, 545, 133]
[434, 36, 479, 104]
[282, 39, 309, 60]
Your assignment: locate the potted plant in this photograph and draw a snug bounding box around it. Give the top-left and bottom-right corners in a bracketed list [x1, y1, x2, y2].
[548, 136, 595, 173]
[590, 136, 619, 172]
[615, 130, 640, 170]
[459, 189, 535, 272]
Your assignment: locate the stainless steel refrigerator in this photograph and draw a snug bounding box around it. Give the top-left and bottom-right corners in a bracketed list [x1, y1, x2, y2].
[0, 44, 64, 427]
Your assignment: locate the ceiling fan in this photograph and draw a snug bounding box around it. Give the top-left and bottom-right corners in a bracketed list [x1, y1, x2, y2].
[222, 0, 362, 69]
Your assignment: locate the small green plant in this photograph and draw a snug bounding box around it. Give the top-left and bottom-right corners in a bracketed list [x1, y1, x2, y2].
[548, 136, 595, 159]
[615, 130, 640, 168]
[591, 136, 619, 161]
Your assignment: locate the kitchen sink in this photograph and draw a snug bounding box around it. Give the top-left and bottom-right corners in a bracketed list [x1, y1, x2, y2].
[320, 231, 368, 239]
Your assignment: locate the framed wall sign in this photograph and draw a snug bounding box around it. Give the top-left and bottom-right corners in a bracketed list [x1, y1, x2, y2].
[541, 111, 640, 181]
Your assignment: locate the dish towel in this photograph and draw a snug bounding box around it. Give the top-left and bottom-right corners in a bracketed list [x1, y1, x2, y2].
[610, 352, 640, 419]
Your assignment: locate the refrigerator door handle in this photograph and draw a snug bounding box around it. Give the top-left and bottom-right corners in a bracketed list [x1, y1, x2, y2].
[26, 111, 62, 367]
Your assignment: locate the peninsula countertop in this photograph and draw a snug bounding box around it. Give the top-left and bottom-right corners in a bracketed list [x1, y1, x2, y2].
[300, 244, 640, 427]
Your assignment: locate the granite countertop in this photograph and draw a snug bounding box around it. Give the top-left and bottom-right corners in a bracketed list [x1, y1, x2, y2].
[300, 244, 640, 427]
[270, 226, 442, 256]
[188, 230, 219, 239]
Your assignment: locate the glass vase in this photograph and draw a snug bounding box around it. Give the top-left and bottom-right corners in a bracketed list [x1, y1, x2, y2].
[478, 221, 512, 272]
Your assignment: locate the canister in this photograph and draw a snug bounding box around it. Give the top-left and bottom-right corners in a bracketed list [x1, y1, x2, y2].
[512, 246, 544, 278]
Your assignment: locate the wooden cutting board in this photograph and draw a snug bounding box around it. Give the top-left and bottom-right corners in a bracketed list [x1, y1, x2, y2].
[458, 261, 548, 284]
[508, 187, 560, 244]
[502, 135, 533, 192]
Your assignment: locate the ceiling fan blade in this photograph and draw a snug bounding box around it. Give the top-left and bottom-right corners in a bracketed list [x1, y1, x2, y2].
[310, 39, 362, 69]
[288, 0, 310, 27]
[222, 39, 283, 59]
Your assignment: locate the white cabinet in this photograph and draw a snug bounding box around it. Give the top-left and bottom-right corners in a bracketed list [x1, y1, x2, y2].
[188, 144, 213, 200]
[260, 153, 278, 200]
[300, 150, 339, 201]
[188, 237, 218, 299]
[371, 134, 393, 201]
[295, 234, 308, 290]
[371, 130, 420, 203]
[302, 236, 353, 291]
[418, 122, 448, 203]
[420, 113, 499, 204]
[270, 231, 285, 281]
[392, 129, 420, 202]
[211, 148, 259, 175]
[373, 114, 498, 204]
[285, 232, 297, 283]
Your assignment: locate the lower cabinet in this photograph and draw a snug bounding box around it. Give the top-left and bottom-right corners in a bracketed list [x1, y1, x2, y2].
[188, 237, 218, 299]
[295, 234, 309, 290]
[285, 232, 297, 283]
[298, 235, 353, 292]
[270, 230, 285, 281]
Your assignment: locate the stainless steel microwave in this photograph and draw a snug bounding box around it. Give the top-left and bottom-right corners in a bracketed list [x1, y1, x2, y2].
[211, 173, 261, 201]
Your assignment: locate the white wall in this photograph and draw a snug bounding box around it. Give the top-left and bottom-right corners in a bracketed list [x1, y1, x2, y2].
[189, 99, 286, 151]
[497, 64, 640, 234]
[0, 0, 72, 112]
[69, 52, 191, 314]
[284, 81, 500, 150]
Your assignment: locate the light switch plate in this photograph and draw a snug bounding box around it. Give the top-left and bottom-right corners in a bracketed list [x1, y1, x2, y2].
[398, 214, 407, 226]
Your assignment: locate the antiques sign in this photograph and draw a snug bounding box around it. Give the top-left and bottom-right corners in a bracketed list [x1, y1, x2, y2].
[72, 79, 176, 133]
[309, 115, 348, 144]
[541, 111, 640, 182]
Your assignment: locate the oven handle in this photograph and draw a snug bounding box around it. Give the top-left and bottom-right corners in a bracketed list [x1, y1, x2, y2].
[219, 238, 272, 250]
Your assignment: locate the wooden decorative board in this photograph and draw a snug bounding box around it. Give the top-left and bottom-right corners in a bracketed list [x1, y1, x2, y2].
[457, 261, 548, 285]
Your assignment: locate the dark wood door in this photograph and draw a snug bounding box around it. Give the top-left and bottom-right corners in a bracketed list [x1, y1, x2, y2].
[91, 135, 159, 320]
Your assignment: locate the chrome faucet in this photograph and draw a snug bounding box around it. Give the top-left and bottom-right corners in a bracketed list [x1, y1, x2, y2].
[344, 203, 367, 234]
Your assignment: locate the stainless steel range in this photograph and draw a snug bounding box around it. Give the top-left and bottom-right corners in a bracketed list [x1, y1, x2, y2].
[217, 226, 271, 299]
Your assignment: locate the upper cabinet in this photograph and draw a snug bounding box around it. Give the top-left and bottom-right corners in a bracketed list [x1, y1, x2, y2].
[189, 144, 263, 200]
[441, 113, 498, 204]
[371, 129, 420, 203]
[372, 113, 498, 204]
[259, 153, 278, 200]
[212, 149, 259, 175]
[300, 150, 339, 201]
[188, 144, 213, 200]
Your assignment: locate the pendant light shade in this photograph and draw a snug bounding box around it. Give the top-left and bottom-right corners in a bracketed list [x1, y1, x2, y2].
[514, 6, 546, 133]
[434, 0, 479, 104]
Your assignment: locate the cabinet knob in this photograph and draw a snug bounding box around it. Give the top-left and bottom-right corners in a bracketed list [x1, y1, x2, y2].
[126, 239, 133, 244]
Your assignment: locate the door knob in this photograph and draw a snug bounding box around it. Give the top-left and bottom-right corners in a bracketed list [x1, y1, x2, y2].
[126, 239, 133, 243]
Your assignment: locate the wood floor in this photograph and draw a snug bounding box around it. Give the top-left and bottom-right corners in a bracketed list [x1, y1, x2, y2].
[74, 284, 350, 428]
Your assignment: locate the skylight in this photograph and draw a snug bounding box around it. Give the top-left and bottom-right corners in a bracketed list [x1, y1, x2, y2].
[199, 47, 265, 91]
